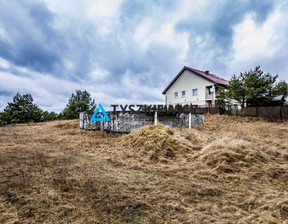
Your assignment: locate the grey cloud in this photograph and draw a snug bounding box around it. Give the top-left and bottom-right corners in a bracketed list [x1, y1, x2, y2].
[0, 0, 287, 113]
[174, 0, 275, 74]
[0, 0, 63, 73]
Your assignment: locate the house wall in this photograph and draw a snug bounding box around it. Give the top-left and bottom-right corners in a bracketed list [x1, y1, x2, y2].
[165, 70, 216, 106]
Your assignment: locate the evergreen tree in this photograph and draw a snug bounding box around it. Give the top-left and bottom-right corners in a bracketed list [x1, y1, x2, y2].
[42, 111, 59, 121]
[1, 93, 43, 124]
[215, 88, 230, 112]
[273, 80, 288, 97]
[62, 90, 96, 119]
[228, 66, 278, 107]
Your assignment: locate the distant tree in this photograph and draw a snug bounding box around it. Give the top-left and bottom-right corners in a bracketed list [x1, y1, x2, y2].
[1, 93, 43, 124]
[57, 111, 65, 120]
[62, 90, 96, 119]
[228, 66, 278, 107]
[215, 88, 230, 112]
[0, 111, 10, 125]
[273, 80, 288, 96]
[42, 111, 59, 121]
[227, 75, 246, 108]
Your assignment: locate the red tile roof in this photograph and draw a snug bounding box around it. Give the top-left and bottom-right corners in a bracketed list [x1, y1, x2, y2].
[162, 66, 229, 94]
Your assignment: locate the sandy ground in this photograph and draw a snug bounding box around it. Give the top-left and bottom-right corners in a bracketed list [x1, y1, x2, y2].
[0, 115, 288, 223]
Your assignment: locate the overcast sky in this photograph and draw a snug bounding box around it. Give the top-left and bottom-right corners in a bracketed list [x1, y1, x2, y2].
[0, 0, 287, 112]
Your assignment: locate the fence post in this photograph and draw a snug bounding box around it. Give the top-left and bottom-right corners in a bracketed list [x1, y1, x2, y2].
[79, 112, 83, 129]
[154, 112, 158, 125]
[189, 113, 192, 129]
[100, 121, 104, 132]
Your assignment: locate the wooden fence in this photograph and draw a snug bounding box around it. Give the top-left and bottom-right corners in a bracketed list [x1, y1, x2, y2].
[195, 107, 221, 115]
[227, 106, 288, 121]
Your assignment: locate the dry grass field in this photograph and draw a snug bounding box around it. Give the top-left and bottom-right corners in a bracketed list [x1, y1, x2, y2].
[0, 115, 288, 223]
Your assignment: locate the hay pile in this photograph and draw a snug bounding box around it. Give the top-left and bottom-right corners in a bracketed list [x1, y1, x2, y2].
[118, 120, 288, 185]
[120, 125, 195, 162]
[195, 137, 270, 173]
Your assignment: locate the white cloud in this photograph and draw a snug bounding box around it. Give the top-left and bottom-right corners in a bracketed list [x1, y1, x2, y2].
[0, 68, 80, 112]
[0, 57, 10, 69]
[233, 13, 275, 60]
[89, 63, 110, 80]
[228, 3, 288, 79]
[0, 28, 12, 44]
[132, 1, 196, 51]
[43, 0, 124, 36]
[64, 59, 75, 71]
[87, 0, 124, 19]
[0, 61, 164, 112]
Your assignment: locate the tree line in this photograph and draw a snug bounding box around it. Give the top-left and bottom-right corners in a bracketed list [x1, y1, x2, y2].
[1, 66, 287, 125]
[216, 66, 288, 108]
[0, 90, 96, 125]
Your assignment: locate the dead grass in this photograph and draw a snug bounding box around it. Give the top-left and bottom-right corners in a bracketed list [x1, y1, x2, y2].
[0, 116, 287, 223]
[119, 125, 194, 163]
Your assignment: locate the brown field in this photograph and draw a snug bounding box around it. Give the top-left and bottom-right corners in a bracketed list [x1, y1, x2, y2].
[0, 115, 288, 223]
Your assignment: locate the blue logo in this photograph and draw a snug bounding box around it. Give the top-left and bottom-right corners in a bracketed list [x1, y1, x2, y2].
[90, 103, 111, 122]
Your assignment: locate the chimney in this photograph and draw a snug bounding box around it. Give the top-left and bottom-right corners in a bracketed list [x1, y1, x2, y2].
[205, 70, 209, 75]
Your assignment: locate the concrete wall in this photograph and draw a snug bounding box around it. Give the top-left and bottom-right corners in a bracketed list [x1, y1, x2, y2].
[79, 112, 205, 132]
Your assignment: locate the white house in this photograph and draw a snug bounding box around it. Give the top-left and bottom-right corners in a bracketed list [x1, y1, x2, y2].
[162, 66, 229, 107]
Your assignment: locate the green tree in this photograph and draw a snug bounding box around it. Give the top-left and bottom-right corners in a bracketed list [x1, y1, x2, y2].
[227, 75, 246, 108]
[215, 88, 230, 110]
[1, 93, 43, 124]
[0, 111, 11, 125]
[62, 90, 96, 119]
[228, 66, 278, 107]
[42, 111, 59, 121]
[273, 80, 288, 96]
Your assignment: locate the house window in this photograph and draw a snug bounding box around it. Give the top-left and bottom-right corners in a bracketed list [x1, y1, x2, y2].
[174, 92, 178, 99]
[182, 91, 186, 98]
[192, 89, 198, 96]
